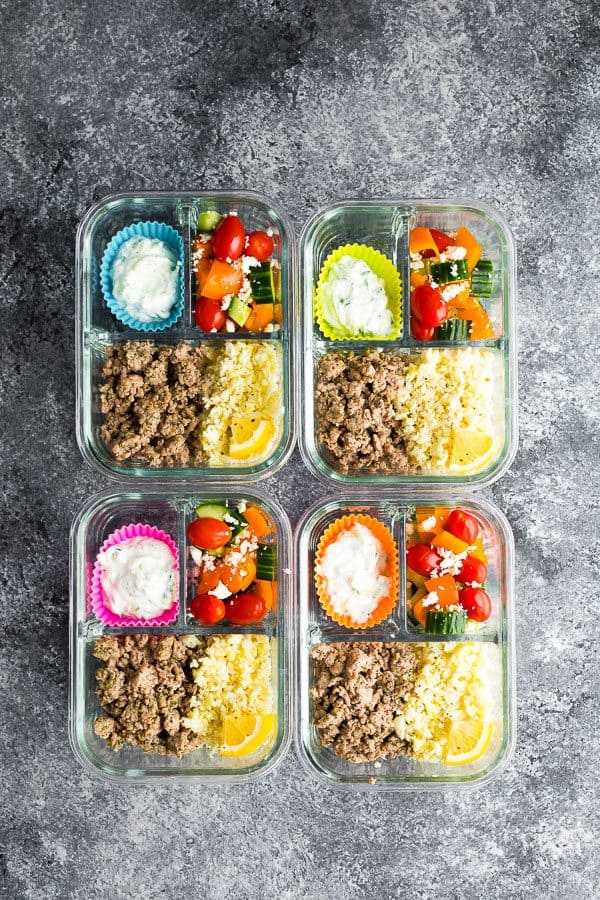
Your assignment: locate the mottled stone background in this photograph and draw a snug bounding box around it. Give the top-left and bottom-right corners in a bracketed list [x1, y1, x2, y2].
[1, 0, 598, 897]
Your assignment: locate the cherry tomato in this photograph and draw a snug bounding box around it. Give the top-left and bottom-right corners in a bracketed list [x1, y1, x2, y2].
[457, 555, 487, 585]
[410, 315, 435, 341]
[446, 509, 480, 544]
[212, 214, 246, 261]
[224, 591, 267, 625]
[187, 517, 232, 550]
[406, 543, 442, 577]
[411, 284, 448, 328]
[459, 586, 492, 622]
[429, 228, 456, 253]
[246, 230, 274, 262]
[190, 593, 226, 626]
[194, 297, 226, 332]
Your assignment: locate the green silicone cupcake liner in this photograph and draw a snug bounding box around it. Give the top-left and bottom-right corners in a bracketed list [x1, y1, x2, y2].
[314, 243, 402, 340]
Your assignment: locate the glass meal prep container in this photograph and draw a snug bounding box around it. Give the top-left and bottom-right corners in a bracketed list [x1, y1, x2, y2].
[295, 495, 515, 791]
[69, 486, 291, 783]
[299, 198, 517, 489]
[75, 191, 295, 482]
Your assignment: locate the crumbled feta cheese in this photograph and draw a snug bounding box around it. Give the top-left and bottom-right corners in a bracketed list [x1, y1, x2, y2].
[242, 255, 260, 274]
[266, 227, 274, 237]
[410, 259, 425, 271]
[440, 280, 469, 303]
[421, 515, 437, 532]
[430, 280, 438, 289]
[221, 294, 234, 310]
[223, 513, 237, 525]
[450, 263, 459, 278]
[224, 319, 236, 332]
[422, 591, 439, 608]
[189, 546, 205, 566]
[237, 500, 247, 513]
[207, 580, 232, 600]
[410, 251, 423, 261]
[442, 245, 467, 261]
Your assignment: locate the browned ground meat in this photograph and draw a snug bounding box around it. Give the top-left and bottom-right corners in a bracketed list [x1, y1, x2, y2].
[99, 342, 217, 467]
[310, 642, 419, 763]
[315, 350, 412, 474]
[93, 634, 208, 757]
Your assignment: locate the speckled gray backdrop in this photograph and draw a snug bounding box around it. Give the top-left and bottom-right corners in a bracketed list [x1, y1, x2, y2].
[1, 0, 598, 897]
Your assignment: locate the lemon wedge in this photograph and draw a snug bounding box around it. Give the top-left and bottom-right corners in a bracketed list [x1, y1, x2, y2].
[448, 428, 496, 474]
[228, 417, 275, 461]
[220, 713, 276, 758]
[444, 716, 493, 766]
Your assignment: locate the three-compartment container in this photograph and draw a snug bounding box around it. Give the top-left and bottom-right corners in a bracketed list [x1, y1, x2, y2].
[299, 199, 517, 488]
[295, 495, 515, 790]
[75, 191, 295, 481]
[70, 193, 517, 789]
[69, 487, 292, 782]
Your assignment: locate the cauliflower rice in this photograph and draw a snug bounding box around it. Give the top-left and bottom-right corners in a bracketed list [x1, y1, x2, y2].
[395, 348, 497, 471]
[182, 635, 273, 745]
[200, 341, 283, 464]
[393, 641, 496, 762]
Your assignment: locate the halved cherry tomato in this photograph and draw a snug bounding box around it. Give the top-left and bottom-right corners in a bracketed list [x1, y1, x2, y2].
[446, 509, 480, 544]
[213, 214, 246, 261]
[410, 315, 435, 341]
[457, 555, 487, 585]
[429, 228, 456, 253]
[187, 517, 232, 550]
[224, 591, 267, 625]
[194, 298, 226, 332]
[190, 593, 226, 625]
[246, 230, 274, 262]
[411, 284, 448, 328]
[459, 586, 492, 622]
[199, 259, 244, 300]
[406, 544, 442, 577]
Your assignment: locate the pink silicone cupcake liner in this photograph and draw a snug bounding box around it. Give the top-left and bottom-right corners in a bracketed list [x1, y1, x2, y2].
[91, 523, 179, 627]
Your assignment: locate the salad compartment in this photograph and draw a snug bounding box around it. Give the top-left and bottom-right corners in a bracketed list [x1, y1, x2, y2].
[76, 191, 294, 481]
[295, 494, 515, 790]
[299, 198, 517, 489]
[70, 487, 292, 783]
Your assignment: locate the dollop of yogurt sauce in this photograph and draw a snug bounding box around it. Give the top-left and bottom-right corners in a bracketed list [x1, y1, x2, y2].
[110, 236, 181, 322]
[318, 523, 390, 623]
[98, 537, 177, 619]
[320, 255, 393, 337]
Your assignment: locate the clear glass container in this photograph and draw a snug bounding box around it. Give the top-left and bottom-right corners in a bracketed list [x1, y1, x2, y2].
[299, 199, 517, 489]
[295, 494, 515, 790]
[75, 191, 295, 482]
[69, 486, 292, 783]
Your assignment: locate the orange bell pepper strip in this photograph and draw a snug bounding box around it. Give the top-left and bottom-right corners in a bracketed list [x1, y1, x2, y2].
[457, 304, 494, 339]
[424, 574, 459, 607]
[455, 226, 482, 274]
[431, 530, 470, 555]
[254, 578, 276, 613]
[244, 303, 274, 332]
[470, 535, 488, 564]
[243, 506, 272, 539]
[410, 271, 429, 289]
[409, 227, 439, 256]
[197, 552, 257, 595]
[200, 259, 244, 300]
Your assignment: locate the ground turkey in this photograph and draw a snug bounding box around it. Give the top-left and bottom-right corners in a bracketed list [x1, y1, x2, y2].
[93, 634, 208, 757]
[315, 350, 411, 474]
[310, 642, 419, 762]
[99, 342, 217, 468]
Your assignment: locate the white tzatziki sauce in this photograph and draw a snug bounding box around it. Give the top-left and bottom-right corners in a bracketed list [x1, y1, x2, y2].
[317, 523, 390, 623]
[98, 537, 177, 618]
[320, 255, 393, 337]
[111, 236, 180, 322]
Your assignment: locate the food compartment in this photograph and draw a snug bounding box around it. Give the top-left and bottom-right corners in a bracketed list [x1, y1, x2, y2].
[184, 496, 279, 634]
[190, 197, 288, 335]
[70, 488, 291, 782]
[306, 343, 508, 485]
[299, 199, 517, 489]
[296, 496, 515, 790]
[76, 192, 294, 482]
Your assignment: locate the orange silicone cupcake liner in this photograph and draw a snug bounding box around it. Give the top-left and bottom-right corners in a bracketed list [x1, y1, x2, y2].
[315, 514, 399, 629]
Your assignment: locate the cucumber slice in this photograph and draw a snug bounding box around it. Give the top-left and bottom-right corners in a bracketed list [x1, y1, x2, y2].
[434, 318, 470, 341]
[197, 210, 222, 232]
[194, 503, 249, 539]
[228, 296, 251, 327]
[425, 609, 466, 635]
[256, 544, 276, 580]
[471, 259, 494, 298]
[249, 262, 276, 304]
[431, 259, 469, 285]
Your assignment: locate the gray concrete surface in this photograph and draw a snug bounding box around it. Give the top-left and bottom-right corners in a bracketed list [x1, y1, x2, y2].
[1, 0, 599, 897]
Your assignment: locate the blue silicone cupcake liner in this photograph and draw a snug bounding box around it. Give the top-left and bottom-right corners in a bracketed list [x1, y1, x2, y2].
[100, 221, 185, 331]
